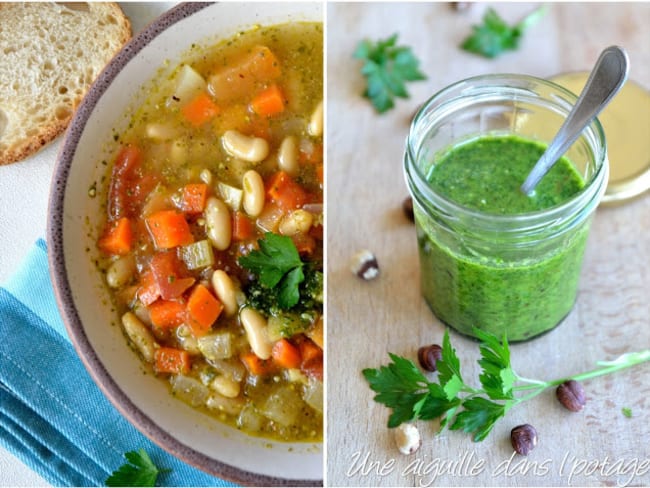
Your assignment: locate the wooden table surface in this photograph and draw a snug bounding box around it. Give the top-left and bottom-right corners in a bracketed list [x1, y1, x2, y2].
[326, 3, 650, 486]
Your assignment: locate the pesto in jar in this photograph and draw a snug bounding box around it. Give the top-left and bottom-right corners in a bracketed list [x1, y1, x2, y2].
[416, 135, 589, 341]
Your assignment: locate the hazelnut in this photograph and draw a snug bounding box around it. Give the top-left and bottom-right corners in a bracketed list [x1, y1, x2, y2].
[349, 249, 379, 280]
[556, 380, 586, 412]
[418, 344, 442, 372]
[450, 2, 473, 10]
[511, 424, 538, 455]
[394, 423, 421, 455]
[402, 197, 414, 222]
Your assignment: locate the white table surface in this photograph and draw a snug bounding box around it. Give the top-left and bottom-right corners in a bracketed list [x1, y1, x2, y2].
[0, 4, 175, 485]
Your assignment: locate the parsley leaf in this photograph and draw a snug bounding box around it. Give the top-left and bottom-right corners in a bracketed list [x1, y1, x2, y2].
[238, 233, 305, 309]
[278, 266, 305, 312]
[437, 330, 464, 396]
[416, 384, 462, 422]
[363, 353, 429, 428]
[354, 33, 426, 113]
[363, 328, 650, 444]
[621, 407, 633, 418]
[449, 397, 507, 442]
[461, 7, 546, 58]
[474, 327, 515, 400]
[106, 449, 167, 487]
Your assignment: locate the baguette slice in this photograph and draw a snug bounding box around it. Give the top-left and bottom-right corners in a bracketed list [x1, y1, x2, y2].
[0, 2, 132, 165]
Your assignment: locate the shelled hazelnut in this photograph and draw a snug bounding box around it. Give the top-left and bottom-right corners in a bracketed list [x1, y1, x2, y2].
[556, 380, 586, 412]
[510, 424, 538, 455]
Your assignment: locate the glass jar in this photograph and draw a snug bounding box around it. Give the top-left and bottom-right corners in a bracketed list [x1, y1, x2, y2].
[404, 74, 608, 341]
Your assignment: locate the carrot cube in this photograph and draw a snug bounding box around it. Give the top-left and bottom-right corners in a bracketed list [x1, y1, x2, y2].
[98, 217, 133, 255]
[187, 284, 223, 336]
[146, 210, 194, 249]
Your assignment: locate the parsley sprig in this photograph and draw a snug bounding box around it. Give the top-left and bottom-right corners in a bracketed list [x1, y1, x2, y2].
[460, 6, 546, 58]
[238, 232, 306, 310]
[106, 449, 169, 487]
[354, 33, 427, 113]
[363, 328, 650, 442]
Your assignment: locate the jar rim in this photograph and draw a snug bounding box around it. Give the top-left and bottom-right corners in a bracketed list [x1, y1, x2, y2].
[404, 73, 608, 231]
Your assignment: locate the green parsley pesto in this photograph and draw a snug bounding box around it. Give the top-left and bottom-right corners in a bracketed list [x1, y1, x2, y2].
[416, 135, 590, 341]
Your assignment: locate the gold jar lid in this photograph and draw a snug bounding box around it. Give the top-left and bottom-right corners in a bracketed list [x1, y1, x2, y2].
[549, 72, 650, 205]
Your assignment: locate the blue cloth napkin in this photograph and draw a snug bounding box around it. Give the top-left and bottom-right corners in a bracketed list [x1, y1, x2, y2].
[0, 239, 237, 487]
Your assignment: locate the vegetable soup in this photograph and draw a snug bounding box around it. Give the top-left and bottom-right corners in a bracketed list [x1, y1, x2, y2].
[96, 22, 323, 442]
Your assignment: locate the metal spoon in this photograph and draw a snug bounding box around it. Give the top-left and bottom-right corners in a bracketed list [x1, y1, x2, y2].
[521, 46, 629, 195]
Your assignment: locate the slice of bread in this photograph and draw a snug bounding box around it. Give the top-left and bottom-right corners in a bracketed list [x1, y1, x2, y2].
[0, 2, 132, 165]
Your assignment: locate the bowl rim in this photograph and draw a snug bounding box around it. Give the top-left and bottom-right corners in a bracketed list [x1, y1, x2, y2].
[46, 2, 322, 486]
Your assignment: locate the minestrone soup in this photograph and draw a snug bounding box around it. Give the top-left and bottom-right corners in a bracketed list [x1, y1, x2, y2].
[96, 21, 323, 442]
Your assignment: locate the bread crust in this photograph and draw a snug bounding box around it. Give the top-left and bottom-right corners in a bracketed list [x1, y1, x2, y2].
[0, 2, 132, 165]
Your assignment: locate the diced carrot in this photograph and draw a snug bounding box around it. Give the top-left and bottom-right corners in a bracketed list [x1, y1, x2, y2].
[240, 352, 276, 376]
[98, 217, 132, 255]
[181, 183, 208, 214]
[181, 92, 220, 127]
[155, 347, 190, 375]
[146, 210, 194, 249]
[231, 211, 255, 241]
[208, 45, 281, 103]
[272, 339, 302, 369]
[250, 84, 285, 117]
[298, 337, 322, 364]
[149, 252, 195, 300]
[316, 164, 324, 185]
[266, 171, 308, 211]
[186, 284, 223, 337]
[149, 300, 186, 329]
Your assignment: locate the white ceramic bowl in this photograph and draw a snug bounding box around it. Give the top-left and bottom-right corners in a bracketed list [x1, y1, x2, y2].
[47, 3, 323, 485]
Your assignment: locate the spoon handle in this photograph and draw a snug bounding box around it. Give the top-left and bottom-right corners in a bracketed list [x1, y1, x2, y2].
[521, 46, 629, 195]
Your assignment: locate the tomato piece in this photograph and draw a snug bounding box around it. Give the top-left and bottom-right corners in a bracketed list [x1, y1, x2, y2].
[297, 337, 323, 381]
[108, 145, 160, 219]
[150, 252, 195, 300]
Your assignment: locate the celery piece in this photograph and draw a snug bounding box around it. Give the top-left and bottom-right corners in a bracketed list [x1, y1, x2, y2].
[217, 181, 243, 211]
[180, 239, 215, 270]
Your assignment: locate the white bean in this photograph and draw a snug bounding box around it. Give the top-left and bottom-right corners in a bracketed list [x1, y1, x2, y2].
[277, 136, 298, 175]
[240, 307, 272, 360]
[211, 270, 239, 317]
[145, 123, 178, 141]
[211, 376, 241, 398]
[204, 197, 232, 251]
[279, 209, 313, 236]
[242, 170, 265, 217]
[222, 130, 269, 163]
[106, 255, 135, 288]
[121, 312, 157, 363]
[307, 100, 323, 137]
